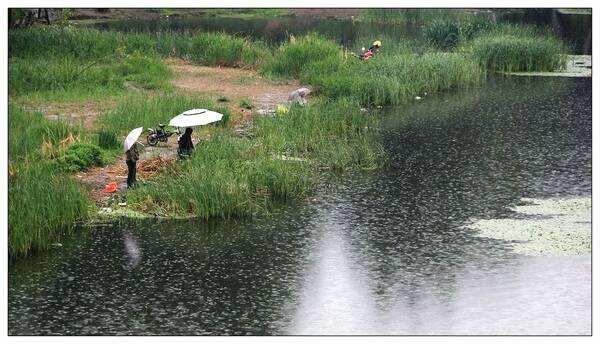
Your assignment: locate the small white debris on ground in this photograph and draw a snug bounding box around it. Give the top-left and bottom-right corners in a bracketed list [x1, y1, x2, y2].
[288, 87, 311, 105]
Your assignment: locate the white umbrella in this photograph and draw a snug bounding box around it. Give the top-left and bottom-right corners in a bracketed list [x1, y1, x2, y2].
[169, 109, 223, 128]
[124, 127, 143, 152]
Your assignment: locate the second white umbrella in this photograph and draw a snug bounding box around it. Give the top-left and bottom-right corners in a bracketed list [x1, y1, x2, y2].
[169, 109, 223, 128]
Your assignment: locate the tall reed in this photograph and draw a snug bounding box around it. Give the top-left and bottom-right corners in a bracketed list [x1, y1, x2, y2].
[126, 99, 384, 218]
[467, 29, 567, 72]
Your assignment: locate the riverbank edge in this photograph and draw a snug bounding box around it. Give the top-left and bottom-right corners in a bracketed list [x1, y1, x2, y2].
[8, 23, 570, 257]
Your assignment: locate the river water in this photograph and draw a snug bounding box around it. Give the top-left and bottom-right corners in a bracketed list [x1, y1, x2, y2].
[8, 76, 591, 335]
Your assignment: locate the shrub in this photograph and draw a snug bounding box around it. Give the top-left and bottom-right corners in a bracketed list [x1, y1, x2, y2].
[57, 142, 105, 172]
[9, 161, 90, 257]
[9, 105, 79, 161]
[97, 129, 120, 149]
[261, 34, 342, 79]
[424, 20, 461, 50]
[468, 33, 567, 72]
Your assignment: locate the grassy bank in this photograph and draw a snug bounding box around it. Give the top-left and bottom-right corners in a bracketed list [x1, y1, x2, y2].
[126, 98, 383, 218]
[263, 34, 485, 106]
[8, 106, 92, 258]
[420, 20, 568, 72]
[8, 20, 568, 257]
[466, 26, 567, 72]
[9, 26, 266, 67]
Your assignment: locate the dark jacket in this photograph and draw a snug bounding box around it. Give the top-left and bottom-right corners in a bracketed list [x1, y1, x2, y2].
[178, 128, 194, 152]
[126, 144, 139, 162]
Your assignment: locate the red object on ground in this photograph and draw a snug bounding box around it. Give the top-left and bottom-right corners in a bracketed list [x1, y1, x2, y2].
[103, 182, 118, 193]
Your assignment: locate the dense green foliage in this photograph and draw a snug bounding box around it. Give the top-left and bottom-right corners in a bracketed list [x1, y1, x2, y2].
[9, 105, 90, 258]
[9, 26, 266, 67]
[9, 162, 90, 258]
[56, 142, 105, 172]
[9, 53, 172, 98]
[8, 17, 569, 257]
[264, 35, 484, 106]
[261, 34, 342, 79]
[127, 99, 383, 218]
[467, 29, 567, 72]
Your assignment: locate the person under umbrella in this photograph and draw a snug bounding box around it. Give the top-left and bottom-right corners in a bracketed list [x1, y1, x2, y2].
[170, 109, 223, 160]
[178, 127, 194, 159]
[124, 127, 143, 188]
[126, 143, 140, 188]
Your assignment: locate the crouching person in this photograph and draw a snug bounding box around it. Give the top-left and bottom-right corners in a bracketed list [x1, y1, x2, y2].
[178, 128, 195, 159]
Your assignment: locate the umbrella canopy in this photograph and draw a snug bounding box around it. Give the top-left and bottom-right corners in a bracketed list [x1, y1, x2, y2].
[124, 127, 143, 152]
[169, 109, 223, 128]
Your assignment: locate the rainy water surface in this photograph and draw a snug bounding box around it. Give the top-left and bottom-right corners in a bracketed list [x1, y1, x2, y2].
[8, 76, 591, 335]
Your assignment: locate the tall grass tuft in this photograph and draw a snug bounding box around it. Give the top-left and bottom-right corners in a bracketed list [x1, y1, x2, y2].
[261, 33, 342, 79]
[9, 105, 91, 257]
[424, 20, 462, 50]
[9, 162, 90, 258]
[127, 99, 384, 218]
[358, 9, 471, 25]
[467, 27, 567, 72]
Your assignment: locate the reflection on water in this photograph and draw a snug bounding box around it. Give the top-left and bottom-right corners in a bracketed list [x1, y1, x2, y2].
[8, 76, 591, 335]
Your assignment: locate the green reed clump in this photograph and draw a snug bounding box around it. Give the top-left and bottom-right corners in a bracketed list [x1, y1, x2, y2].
[261, 34, 342, 79]
[9, 52, 172, 98]
[358, 9, 470, 25]
[9, 161, 90, 258]
[98, 93, 231, 135]
[127, 133, 312, 219]
[127, 99, 384, 218]
[8, 105, 80, 161]
[97, 129, 120, 149]
[424, 20, 462, 50]
[302, 53, 484, 107]
[468, 32, 567, 72]
[56, 142, 105, 172]
[424, 16, 493, 50]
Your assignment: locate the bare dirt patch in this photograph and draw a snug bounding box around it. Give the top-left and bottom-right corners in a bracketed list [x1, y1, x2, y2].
[23, 99, 117, 129]
[167, 59, 301, 114]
